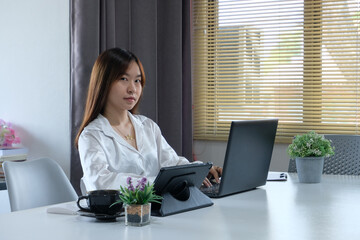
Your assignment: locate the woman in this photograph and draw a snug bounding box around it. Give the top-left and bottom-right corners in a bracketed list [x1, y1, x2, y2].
[75, 48, 221, 194]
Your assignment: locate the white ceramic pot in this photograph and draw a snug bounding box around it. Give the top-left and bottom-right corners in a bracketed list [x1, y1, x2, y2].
[295, 157, 324, 183]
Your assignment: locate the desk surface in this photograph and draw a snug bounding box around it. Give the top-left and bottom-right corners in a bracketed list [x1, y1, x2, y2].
[1, 174, 360, 240]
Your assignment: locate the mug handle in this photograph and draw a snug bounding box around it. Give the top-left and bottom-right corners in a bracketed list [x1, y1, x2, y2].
[77, 196, 91, 212]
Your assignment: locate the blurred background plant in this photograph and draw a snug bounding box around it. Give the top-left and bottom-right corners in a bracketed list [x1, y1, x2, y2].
[0, 119, 21, 147]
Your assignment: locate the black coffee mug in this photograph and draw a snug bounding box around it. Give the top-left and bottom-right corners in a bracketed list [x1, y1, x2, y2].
[77, 190, 123, 215]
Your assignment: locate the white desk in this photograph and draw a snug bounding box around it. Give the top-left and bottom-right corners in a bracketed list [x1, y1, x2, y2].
[1, 174, 359, 240]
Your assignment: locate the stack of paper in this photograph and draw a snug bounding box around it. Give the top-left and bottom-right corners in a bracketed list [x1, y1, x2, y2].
[0, 147, 28, 181]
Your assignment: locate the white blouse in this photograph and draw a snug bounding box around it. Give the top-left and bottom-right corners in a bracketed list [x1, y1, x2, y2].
[78, 113, 190, 194]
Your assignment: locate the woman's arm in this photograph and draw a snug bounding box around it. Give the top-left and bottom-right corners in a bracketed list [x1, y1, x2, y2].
[149, 119, 222, 186]
[151, 123, 190, 167]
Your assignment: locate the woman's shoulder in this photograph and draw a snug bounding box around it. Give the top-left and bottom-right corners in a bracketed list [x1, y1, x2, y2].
[81, 114, 111, 137]
[84, 115, 108, 130]
[132, 114, 151, 122]
[131, 114, 160, 130]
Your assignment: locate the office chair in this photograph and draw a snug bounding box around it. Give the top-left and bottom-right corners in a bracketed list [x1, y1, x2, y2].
[288, 134, 360, 175]
[3, 158, 78, 211]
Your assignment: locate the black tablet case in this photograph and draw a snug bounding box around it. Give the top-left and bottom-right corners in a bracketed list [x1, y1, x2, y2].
[151, 163, 214, 217]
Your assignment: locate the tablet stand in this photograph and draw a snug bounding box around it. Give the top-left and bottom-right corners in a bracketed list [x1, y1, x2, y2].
[152, 178, 213, 217]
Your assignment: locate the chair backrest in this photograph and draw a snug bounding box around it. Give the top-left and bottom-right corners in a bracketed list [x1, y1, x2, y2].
[288, 158, 297, 173]
[288, 134, 360, 175]
[3, 158, 78, 211]
[323, 135, 360, 175]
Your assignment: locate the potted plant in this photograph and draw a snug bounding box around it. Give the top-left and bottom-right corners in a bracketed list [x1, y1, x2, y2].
[111, 177, 162, 226]
[287, 131, 335, 183]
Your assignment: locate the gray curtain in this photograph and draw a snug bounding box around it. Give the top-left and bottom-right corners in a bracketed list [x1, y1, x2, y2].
[70, 0, 193, 194]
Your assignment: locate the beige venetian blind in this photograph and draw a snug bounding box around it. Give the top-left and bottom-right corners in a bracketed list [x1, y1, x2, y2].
[192, 0, 360, 143]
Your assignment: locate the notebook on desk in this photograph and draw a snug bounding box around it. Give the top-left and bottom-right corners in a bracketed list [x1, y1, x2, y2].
[200, 119, 278, 198]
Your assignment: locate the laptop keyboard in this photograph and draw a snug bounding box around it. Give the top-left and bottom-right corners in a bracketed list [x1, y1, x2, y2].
[200, 182, 220, 195]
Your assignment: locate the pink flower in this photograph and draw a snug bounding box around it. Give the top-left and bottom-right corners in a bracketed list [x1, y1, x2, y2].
[0, 119, 21, 147]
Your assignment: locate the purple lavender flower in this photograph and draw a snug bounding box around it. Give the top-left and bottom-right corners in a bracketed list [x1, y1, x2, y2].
[126, 177, 132, 185]
[128, 185, 135, 192]
[136, 177, 147, 191]
[126, 177, 135, 192]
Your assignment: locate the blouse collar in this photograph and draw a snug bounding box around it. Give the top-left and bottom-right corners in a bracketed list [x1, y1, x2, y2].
[97, 112, 144, 152]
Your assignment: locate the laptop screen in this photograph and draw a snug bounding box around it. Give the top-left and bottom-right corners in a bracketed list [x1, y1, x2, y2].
[219, 119, 278, 197]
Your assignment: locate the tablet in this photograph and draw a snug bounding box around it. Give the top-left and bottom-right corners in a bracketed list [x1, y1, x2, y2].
[153, 162, 213, 196]
[152, 162, 213, 216]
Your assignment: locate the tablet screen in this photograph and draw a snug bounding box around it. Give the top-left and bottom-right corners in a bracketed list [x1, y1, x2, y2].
[153, 162, 213, 195]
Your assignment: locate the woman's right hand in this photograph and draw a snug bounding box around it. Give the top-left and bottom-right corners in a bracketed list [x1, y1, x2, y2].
[202, 166, 222, 187]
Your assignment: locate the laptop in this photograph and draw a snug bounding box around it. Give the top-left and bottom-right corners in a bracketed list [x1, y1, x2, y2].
[200, 119, 278, 198]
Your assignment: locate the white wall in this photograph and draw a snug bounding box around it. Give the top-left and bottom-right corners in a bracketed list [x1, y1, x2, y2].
[0, 0, 70, 176]
[0, 0, 291, 181]
[194, 141, 290, 172]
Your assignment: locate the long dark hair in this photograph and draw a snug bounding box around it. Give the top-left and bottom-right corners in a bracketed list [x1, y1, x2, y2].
[75, 48, 146, 148]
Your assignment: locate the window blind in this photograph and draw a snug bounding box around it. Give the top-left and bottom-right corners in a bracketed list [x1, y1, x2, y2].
[192, 0, 360, 143]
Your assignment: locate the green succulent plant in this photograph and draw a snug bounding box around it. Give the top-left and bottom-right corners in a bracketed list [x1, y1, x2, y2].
[287, 131, 335, 158]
